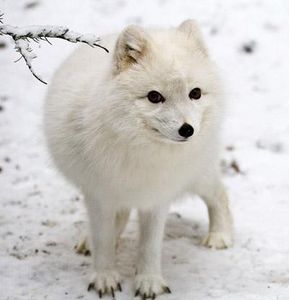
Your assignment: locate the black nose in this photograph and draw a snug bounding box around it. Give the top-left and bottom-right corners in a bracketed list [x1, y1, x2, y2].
[178, 123, 194, 138]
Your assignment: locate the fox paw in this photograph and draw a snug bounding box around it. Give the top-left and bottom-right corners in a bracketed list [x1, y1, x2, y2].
[135, 274, 171, 299]
[88, 271, 122, 298]
[202, 231, 233, 249]
[75, 236, 90, 256]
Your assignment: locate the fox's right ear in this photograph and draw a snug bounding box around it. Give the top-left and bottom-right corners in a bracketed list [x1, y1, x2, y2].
[113, 25, 151, 74]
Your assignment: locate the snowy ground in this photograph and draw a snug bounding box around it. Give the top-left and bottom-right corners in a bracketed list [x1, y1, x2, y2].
[1, 0, 289, 299]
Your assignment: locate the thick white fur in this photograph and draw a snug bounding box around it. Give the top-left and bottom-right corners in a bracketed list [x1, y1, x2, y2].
[44, 20, 233, 298]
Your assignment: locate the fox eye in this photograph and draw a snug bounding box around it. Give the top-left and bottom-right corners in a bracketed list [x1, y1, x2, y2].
[147, 91, 165, 103]
[189, 88, 202, 100]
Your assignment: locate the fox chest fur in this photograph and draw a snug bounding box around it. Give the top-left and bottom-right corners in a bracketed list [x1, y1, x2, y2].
[49, 115, 209, 209]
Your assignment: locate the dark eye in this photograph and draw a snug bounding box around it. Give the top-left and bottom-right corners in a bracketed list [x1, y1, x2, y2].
[189, 88, 202, 100]
[147, 91, 165, 103]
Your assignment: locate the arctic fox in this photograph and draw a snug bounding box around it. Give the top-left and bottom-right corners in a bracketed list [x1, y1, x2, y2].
[44, 19, 233, 299]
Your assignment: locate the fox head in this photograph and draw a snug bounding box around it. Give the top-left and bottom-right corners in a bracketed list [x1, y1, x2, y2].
[109, 19, 224, 145]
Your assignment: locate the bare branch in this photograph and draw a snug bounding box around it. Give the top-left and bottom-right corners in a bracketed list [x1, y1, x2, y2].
[0, 25, 109, 52]
[0, 13, 108, 84]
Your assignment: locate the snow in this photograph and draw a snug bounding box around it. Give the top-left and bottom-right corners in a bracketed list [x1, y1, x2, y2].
[0, 0, 289, 300]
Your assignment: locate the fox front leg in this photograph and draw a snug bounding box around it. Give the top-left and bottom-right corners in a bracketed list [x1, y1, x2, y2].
[135, 204, 171, 299]
[85, 195, 122, 298]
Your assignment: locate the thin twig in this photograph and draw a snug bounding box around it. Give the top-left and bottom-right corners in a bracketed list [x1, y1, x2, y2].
[14, 39, 47, 84]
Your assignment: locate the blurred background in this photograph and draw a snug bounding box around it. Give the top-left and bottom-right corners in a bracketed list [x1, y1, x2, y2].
[0, 0, 289, 299]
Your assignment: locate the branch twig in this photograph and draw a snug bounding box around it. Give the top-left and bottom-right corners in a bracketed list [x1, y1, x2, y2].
[0, 14, 108, 84]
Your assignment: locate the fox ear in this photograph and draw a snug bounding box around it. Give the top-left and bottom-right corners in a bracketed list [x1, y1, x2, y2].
[178, 19, 208, 55]
[113, 25, 150, 73]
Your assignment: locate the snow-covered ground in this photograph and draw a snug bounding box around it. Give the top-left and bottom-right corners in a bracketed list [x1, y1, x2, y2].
[1, 0, 289, 299]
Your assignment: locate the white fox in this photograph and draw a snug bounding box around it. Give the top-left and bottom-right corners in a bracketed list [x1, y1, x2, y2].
[44, 19, 233, 299]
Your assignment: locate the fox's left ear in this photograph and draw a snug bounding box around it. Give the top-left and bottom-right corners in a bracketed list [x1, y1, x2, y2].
[178, 19, 208, 55]
[113, 25, 151, 74]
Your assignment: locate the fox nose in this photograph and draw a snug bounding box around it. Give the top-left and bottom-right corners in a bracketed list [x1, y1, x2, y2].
[178, 123, 194, 138]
